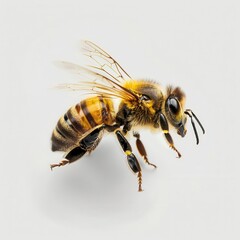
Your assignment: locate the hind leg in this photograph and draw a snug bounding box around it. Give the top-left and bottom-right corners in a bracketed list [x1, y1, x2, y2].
[50, 127, 103, 170]
[50, 146, 87, 170]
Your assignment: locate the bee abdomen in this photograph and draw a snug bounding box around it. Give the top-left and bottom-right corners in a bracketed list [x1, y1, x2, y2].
[51, 96, 115, 152]
[51, 113, 79, 152]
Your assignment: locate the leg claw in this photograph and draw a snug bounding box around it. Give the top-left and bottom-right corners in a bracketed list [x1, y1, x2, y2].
[144, 157, 157, 168]
[50, 159, 69, 170]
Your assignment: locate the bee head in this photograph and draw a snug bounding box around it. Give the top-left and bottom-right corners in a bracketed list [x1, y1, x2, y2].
[165, 86, 205, 144]
[165, 86, 187, 137]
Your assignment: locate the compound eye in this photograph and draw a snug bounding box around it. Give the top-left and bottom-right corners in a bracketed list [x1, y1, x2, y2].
[168, 97, 180, 115]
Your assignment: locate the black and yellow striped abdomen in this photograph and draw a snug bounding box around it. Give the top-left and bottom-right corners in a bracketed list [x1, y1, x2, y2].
[51, 96, 115, 152]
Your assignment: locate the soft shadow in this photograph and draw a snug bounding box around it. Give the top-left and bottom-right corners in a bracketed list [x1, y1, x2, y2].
[36, 138, 155, 227]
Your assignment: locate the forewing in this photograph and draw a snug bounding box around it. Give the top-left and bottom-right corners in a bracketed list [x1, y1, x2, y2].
[56, 61, 138, 101]
[82, 40, 132, 83]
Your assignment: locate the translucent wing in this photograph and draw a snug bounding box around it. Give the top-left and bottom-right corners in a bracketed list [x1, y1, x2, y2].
[82, 40, 132, 83]
[56, 61, 138, 101]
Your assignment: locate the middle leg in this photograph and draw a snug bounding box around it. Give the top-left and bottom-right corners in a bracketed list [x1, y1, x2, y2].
[114, 129, 143, 192]
[133, 131, 157, 168]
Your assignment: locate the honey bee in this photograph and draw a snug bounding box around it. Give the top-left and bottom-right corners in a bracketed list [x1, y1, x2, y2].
[50, 41, 205, 191]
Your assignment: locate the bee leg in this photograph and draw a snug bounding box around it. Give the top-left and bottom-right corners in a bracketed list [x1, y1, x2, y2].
[50, 160, 69, 169]
[50, 147, 87, 170]
[133, 131, 157, 168]
[50, 127, 103, 170]
[123, 122, 132, 134]
[115, 130, 143, 192]
[159, 113, 181, 158]
[104, 123, 121, 132]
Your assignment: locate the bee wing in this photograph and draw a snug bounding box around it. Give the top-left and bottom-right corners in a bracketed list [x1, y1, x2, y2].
[82, 40, 132, 83]
[56, 61, 138, 101]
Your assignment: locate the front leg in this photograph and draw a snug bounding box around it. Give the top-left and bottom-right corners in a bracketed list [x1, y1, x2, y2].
[115, 129, 143, 192]
[159, 113, 181, 158]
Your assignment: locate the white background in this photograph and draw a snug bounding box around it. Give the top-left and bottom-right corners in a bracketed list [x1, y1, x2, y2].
[1, 1, 240, 239]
